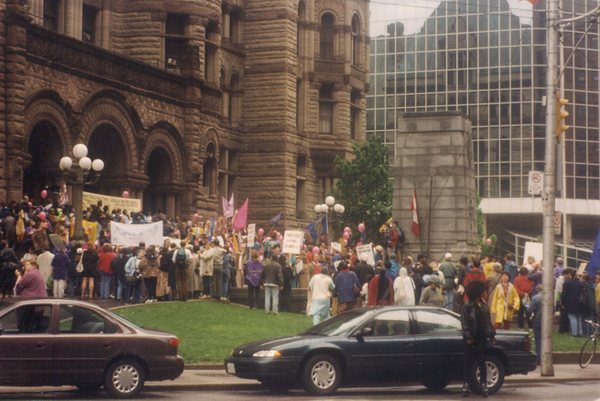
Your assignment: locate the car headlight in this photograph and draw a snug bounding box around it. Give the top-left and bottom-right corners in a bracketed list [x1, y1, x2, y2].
[252, 350, 282, 358]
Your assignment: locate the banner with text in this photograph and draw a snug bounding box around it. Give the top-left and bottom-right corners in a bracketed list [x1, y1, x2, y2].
[83, 191, 141, 213]
[110, 221, 164, 247]
[282, 230, 304, 254]
[247, 224, 256, 247]
[356, 244, 375, 266]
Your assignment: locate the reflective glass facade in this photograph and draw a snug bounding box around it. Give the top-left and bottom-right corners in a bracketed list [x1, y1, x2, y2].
[368, 0, 600, 213]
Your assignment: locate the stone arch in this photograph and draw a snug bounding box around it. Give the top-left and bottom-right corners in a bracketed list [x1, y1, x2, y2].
[24, 90, 73, 154]
[142, 125, 184, 183]
[200, 128, 220, 159]
[79, 97, 139, 171]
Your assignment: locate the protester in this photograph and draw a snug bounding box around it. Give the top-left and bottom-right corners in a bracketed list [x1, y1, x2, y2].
[50, 247, 70, 298]
[173, 241, 192, 301]
[97, 243, 116, 299]
[367, 265, 394, 306]
[333, 260, 359, 313]
[308, 266, 335, 325]
[527, 284, 543, 365]
[244, 250, 263, 309]
[490, 272, 520, 329]
[262, 253, 283, 315]
[420, 275, 445, 307]
[461, 280, 495, 398]
[561, 268, 583, 336]
[139, 245, 160, 303]
[439, 252, 456, 309]
[15, 260, 47, 297]
[393, 267, 415, 306]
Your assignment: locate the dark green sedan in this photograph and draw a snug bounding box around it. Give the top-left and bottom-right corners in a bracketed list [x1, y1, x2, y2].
[225, 306, 536, 396]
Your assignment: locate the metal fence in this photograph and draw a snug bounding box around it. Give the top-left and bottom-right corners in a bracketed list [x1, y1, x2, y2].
[497, 231, 592, 270]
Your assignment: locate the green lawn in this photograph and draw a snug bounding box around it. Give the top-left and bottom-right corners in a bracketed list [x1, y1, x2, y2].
[114, 301, 587, 364]
[114, 301, 312, 363]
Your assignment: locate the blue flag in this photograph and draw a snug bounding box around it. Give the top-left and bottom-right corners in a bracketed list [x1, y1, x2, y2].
[269, 212, 284, 226]
[586, 229, 600, 276]
[306, 222, 318, 242]
[319, 214, 328, 235]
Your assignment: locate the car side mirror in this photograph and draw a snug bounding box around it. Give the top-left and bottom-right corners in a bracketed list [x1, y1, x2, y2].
[354, 326, 373, 340]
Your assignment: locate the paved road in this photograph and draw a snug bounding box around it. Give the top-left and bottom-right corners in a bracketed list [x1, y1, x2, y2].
[2, 381, 600, 401]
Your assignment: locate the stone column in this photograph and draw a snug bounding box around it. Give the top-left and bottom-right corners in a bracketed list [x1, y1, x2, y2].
[166, 194, 176, 218]
[26, 0, 43, 25]
[64, 0, 82, 40]
[98, 0, 111, 49]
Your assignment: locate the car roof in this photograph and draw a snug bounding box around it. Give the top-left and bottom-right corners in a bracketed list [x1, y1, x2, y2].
[0, 297, 108, 311]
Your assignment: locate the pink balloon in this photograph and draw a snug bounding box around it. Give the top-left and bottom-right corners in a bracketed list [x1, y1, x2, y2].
[485, 238, 493, 246]
[40, 189, 48, 199]
[312, 246, 320, 254]
[357, 223, 365, 233]
[38, 211, 46, 221]
[122, 191, 130, 198]
[257, 228, 265, 236]
[344, 226, 351, 233]
[343, 231, 351, 240]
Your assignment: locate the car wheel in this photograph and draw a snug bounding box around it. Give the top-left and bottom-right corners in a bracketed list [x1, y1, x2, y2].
[302, 354, 342, 395]
[472, 354, 505, 395]
[260, 380, 294, 393]
[422, 372, 453, 390]
[103, 358, 145, 399]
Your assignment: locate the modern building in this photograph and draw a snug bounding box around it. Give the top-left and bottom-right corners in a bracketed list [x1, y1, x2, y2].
[368, 0, 600, 250]
[0, 0, 369, 225]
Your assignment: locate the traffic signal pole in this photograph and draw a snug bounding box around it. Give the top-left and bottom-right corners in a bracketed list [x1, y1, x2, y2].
[541, 0, 559, 377]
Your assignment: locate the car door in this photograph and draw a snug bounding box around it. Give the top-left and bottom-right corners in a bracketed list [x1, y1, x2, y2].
[412, 309, 465, 378]
[346, 309, 415, 382]
[53, 304, 123, 383]
[0, 303, 54, 386]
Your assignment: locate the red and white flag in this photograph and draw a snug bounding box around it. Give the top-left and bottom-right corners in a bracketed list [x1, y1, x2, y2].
[410, 189, 420, 237]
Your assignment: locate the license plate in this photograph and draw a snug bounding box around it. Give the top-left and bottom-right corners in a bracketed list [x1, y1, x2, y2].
[226, 362, 236, 374]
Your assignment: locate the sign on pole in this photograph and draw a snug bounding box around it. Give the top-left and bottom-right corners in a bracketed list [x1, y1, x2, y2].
[282, 230, 304, 254]
[247, 224, 256, 247]
[528, 171, 544, 195]
[554, 211, 562, 236]
[356, 243, 375, 266]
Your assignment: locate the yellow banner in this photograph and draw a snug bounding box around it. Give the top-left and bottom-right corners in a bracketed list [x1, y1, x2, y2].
[82, 191, 141, 213]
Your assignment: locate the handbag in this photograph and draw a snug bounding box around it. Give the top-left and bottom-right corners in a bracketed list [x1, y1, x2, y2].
[75, 251, 85, 273]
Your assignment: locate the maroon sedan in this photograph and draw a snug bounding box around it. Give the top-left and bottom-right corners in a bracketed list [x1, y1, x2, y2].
[0, 298, 183, 398]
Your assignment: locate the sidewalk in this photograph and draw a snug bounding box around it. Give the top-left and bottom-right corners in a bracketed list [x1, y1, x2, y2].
[146, 364, 598, 391]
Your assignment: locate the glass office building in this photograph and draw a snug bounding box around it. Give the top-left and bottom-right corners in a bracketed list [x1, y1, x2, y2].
[368, 0, 600, 240]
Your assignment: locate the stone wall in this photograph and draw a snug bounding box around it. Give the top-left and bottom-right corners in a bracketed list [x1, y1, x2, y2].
[393, 111, 479, 261]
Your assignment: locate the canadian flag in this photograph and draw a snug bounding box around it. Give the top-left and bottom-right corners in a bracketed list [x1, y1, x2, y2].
[410, 189, 420, 237]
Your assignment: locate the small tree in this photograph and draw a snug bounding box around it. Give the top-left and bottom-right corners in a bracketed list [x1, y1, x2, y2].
[333, 136, 392, 241]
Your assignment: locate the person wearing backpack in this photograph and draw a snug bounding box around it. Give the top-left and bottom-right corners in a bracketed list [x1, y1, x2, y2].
[172, 241, 192, 301]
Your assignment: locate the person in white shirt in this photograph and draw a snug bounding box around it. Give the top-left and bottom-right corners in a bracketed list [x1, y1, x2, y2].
[36, 250, 54, 291]
[308, 267, 335, 325]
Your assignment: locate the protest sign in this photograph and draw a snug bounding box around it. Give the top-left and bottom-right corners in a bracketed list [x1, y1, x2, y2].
[110, 221, 164, 247]
[282, 230, 304, 254]
[83, 191, 141, 212]
[356, 243, 375, 266]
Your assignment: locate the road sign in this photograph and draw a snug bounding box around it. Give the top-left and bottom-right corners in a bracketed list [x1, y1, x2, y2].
[528, 171, 544, 195]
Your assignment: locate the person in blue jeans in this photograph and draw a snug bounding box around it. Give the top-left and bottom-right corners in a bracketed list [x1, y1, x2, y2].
[261, 254, 283, 314]
[561, 268, 583, 336]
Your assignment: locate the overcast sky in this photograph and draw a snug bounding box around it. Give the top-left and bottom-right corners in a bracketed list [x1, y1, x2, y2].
[369, 0, 534, 37]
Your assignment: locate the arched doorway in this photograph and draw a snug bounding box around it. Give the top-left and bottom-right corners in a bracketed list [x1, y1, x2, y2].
[23, 121, 64, 203]
[144, 146, 177, 216]
[86, 123, 128, 196]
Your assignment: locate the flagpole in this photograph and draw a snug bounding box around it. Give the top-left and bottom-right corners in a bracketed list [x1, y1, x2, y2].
[413, 176, 424, 254]
[427, 175, 433, 258]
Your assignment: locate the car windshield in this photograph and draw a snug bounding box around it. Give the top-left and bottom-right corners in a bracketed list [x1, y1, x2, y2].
[302, 309, 372, 337]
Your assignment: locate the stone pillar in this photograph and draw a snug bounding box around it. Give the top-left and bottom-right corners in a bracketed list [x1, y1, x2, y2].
[98, 0, 111, 49]
[393, 111, 479, 261]
[166, 194, 176, 218]
[63, 0, 82, 40]
[26, 0, 43, 25]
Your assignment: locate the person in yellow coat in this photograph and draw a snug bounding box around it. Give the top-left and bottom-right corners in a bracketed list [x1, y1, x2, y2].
[490, 272, 520, 329]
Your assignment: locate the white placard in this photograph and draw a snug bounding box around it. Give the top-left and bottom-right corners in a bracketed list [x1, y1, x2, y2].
[523, 241, 543, 266]
[247, 224, 256, 247]
[356, 244, 375, 266]
[110, 221, 164, 247]
[331, 242, 342, 253]
[528, 171, 544, 195]
[282, 230, 304, 254]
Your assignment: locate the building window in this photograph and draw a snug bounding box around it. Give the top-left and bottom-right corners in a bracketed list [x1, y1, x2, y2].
[296, 157, 307, 218]
[219, 148, 238, 201]
[319, 85, 334, 134]
[165, 14, 187, 74]
[296, 79, 305, 131]
[205, 21, 219, 83]
[220, 68, 228, 119]
[203, 143, 217, 196]
[230, 74, 241, 125]
[230, 9, 243, 44]
[82, 5, 98, 44]
[43, 0, 59, 31]
[351, 14, 361, 66]
[351, 90, 361, 140]
[297, 1, 306, 56]
[320, 13, 335, 59]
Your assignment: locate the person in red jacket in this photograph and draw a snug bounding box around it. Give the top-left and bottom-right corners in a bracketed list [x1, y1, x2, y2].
[513, 267, 533, 329]
[368, 265, 394, 306]
[463, 259, 486, 302]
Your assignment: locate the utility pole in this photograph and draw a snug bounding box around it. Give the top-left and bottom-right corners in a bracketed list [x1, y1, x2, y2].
[540, 0, 559, 377]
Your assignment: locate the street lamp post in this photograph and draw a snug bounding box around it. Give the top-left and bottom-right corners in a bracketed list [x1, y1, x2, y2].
[314, 195, 345, 245]
[59, 144, 104, 241]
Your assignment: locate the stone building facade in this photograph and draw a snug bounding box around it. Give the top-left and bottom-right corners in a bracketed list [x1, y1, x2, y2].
[0, 0, 369, 224]
[393, 112, 479, 261]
